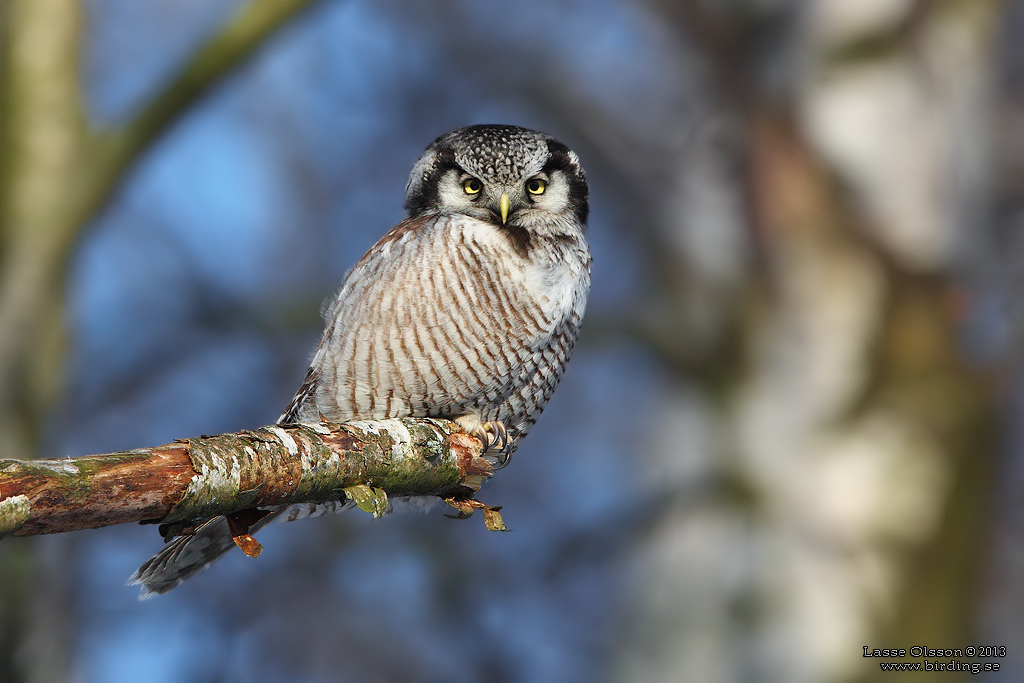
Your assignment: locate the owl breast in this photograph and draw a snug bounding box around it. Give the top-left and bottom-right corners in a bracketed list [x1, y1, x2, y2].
[303, 213, 591, 450]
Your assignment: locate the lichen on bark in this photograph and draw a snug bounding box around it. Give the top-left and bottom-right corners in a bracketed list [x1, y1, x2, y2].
[0, 495, 30, 536]
[155, 418, 472, 527]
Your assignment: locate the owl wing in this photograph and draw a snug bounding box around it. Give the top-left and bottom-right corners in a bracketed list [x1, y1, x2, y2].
[292, 213, 556, 430]
[277, 365, 316, 424]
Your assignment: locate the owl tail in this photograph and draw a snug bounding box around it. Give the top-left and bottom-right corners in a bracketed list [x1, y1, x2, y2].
[128, 507, 284, 598]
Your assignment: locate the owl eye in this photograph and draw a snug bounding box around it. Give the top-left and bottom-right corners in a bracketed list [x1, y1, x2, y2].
[463, 178, 482, 195]
[526, 178, 546, 195]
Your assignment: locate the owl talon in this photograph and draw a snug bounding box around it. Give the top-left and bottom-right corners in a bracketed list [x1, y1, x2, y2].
[478, 421, 511, 470]
[472, 420, 503, 451]
[455, 416, 512, 468]
[484, 421, 507, 452]
[491, 447, 512, 470]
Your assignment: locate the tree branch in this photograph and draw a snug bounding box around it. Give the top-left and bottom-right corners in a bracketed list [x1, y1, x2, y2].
[89, 0, 321, 219]
[0, 417, 495, 538]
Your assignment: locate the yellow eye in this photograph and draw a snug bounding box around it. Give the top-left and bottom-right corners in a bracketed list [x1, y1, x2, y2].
[463, 178, 482, 195]
[526, 178, 546, 195]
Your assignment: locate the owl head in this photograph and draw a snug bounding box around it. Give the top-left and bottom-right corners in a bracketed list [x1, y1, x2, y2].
[404, 125, 589, 237]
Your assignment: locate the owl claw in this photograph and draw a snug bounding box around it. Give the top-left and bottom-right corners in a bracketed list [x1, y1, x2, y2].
[478, 421, 512, 470]
[485, 421, 508, 452]
[455, 416, 512, 469]
[491, 448, 512, 470]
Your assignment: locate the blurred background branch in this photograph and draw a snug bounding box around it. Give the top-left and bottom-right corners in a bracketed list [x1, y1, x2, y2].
[0, 2, 316, 681]
[0, 0, 317, 450]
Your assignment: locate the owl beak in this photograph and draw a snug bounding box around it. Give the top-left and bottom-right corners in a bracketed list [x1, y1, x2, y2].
[499, 192, 510, 225]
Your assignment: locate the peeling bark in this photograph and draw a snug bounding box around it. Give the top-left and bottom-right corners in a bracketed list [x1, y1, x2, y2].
[0, 418, 491, 538]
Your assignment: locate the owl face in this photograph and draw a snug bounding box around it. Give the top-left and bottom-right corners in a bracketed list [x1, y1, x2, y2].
[404, 125, 589, 238]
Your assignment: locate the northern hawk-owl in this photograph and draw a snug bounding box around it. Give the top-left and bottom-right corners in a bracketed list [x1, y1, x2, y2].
[131, 124, 591, 595]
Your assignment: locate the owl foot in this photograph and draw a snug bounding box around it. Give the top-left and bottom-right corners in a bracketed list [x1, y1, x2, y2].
[479, 420, 508, 452]
[454, 415, 512, 469]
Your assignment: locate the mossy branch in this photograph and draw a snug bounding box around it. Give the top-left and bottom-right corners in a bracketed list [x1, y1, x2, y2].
[0, 417, 495, 538]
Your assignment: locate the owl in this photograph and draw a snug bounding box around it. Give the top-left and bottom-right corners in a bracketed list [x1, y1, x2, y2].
[131, 124, 592, 596]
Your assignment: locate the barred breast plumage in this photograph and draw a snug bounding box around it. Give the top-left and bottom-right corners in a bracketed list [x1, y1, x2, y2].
[284, 212, 589, 451]
[131, 124, 591, 596]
